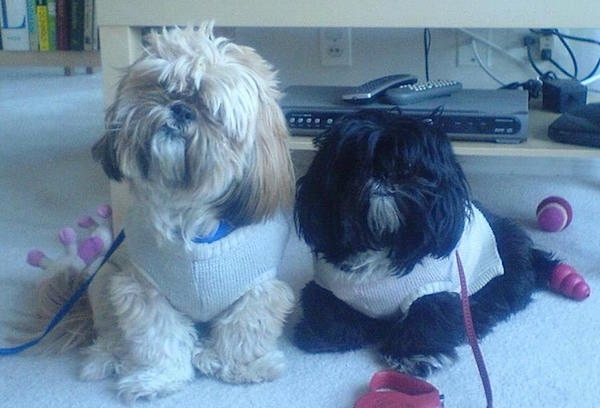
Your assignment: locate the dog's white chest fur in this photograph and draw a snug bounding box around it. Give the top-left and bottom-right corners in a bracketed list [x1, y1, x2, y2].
[314, 206, 504, 318]
[124, 207, 290, 322]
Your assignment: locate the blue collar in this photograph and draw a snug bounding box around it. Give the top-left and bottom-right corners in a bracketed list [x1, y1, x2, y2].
[192, 221, 234, 244]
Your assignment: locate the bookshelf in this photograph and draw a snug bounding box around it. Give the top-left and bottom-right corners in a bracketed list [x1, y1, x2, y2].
[0, 0, 100, 75]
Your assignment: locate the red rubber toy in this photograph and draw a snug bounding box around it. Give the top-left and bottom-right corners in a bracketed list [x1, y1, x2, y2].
[549, 264, 590, 301]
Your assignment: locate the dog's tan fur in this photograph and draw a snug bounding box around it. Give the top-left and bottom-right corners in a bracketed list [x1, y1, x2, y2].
[28, 23, 296, 402]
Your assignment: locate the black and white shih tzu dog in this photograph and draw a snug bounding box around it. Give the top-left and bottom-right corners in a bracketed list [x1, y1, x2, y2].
[293, 109, 561, 377]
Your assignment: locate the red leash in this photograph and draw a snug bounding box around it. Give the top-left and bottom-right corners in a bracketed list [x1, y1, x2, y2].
[456, 251, 493, 408]
[355, 252, 493, 408]
[357, 251, 591, 407]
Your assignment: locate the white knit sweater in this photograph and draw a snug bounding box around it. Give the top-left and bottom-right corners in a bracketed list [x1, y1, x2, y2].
[124, 207, 290, 322]
[314, 206, 504, 318]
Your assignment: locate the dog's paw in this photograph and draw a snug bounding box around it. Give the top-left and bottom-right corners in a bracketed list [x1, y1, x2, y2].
[80, 358, 115, 381]
[193, 343, 285, 383]
[239, 351, 287, 383]
[191, 342, 220, 376]
[293, 320, 345, 353]
[383, 353, 455, 378]
[294, 318, 377, 353]
[80, 348, 118, 381]
[117, 369, 191, 403]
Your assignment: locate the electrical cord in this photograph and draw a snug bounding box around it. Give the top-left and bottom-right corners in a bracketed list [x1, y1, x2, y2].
[526, 43, 543, 77]
[471, 38, 545, 99]
[460, 29, 546, 98]
[471, 40, 507, 86]
[462, 27, 600, 96]
[423, 28, 431, 81]
[500, 78, 544, 99]
[552, 30, 578, 78]
[528, 29, 578, 79]
[458, 28, 527, 67]
[529, 28, 600, 82]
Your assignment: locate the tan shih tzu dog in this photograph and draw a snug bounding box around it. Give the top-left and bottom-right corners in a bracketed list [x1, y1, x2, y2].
[30, 23, 296, 401]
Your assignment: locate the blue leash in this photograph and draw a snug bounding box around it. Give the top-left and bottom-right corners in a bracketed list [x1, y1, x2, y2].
[0, 230, 125, 356]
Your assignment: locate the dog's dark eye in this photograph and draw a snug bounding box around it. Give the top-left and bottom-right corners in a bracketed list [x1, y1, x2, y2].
[374, 161, 414, 185]
[373, 152, 414, 180]
[399, 162, 414, 177]
[387, 162, 415, 181]
[170, 103, 196, 123]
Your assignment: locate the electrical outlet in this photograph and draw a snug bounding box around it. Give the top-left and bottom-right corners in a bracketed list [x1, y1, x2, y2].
[539, 34, 554, 60]
[319, 28, 352, 66]
[523, 33, 554, 61]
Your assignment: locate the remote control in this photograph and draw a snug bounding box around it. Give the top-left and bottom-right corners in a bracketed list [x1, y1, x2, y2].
[385, 80, 462, 105]
[342, 74, 418, 104]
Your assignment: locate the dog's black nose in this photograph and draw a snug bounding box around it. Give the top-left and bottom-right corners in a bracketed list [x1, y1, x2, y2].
[170, 103, 196, 124]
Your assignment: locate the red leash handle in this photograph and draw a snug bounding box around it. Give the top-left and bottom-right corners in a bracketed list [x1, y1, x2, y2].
[354, 370, 443, 408]
[456, 251, 494, 408]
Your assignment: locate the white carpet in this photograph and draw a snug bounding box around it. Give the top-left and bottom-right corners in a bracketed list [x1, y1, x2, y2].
[1, 67, 599, 408]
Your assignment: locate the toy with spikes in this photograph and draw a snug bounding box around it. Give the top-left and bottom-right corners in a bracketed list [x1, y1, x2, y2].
[27, 204, 114, 274]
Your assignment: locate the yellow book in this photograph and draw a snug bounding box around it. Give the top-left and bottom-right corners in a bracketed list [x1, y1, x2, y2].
[36, 4, 50, 51]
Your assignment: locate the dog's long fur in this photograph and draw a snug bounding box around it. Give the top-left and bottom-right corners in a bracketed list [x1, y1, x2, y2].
[28, 23, 296, 401]
[293, 110, 560, 377]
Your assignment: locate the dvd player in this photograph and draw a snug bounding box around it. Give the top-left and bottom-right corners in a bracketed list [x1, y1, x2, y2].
[280, 86, 529, 143]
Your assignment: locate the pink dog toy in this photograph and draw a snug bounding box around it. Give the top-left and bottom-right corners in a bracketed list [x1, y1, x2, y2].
[27, 204, 113, 272]
[549, 263, 590, 301]
[536, 196, 573, 232]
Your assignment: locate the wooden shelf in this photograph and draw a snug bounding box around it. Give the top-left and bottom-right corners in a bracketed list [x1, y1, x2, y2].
[96, 0, 600, 29]
[289, 109, 600, 159]
[0, 51, 100, 74]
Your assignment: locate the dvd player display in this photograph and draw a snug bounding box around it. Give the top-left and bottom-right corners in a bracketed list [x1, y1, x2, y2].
[280, 86, 529, 143]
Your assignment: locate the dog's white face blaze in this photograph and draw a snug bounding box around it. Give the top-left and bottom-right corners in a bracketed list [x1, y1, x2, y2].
[151, 128, 188, 185]
[95, 23, 294, 242]
[367, 180, 402, 236]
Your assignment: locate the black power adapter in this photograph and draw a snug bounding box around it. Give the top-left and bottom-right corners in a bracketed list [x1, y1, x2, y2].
[542, 79, 587, 113]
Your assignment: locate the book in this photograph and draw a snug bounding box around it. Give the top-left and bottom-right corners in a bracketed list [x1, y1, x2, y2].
[55, 0, 67, 49]
[35, 0, 49, 50]
[25, 0, 38, 50]
[82, 0, 92, 50]
[1, 0, 30, 50]
[46, 0, 55, 49]
[68, 0, 84, 51]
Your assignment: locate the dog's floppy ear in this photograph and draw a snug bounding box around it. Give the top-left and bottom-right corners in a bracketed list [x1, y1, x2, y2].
[415, 120, 472, 257]
[294, 155, 336, 255]
[92, 130, 124, 182]
[294, 117, 367, 259]
[218, 92, 295, 226]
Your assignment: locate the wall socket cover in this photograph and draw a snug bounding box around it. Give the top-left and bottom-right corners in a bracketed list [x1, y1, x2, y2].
[319, 28, 352, 66]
